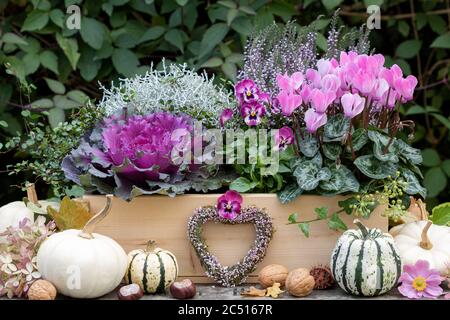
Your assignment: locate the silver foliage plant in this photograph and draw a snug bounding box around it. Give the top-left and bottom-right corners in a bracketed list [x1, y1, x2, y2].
[98, 60, 234, 128]
[239, 12, 371, 96]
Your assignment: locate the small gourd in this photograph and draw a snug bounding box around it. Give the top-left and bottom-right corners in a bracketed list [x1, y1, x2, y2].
[258, 264, 289, 288]
[285, 268, 315, 297]
[37, 195, 127, 299]
[393, 220, 450, 276]
[125, 240, 179, 294]
[331, 219, 402, 296]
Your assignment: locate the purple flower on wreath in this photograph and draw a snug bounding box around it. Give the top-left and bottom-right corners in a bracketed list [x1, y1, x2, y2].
[235, 79, 261, 104]
[241, 102, 266, 127]
[275, 126, 294, 150]
[219, 108, 234, 127]
[217, 190, 243, 220]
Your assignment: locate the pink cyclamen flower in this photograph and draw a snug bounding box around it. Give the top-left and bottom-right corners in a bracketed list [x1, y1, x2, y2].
[304, 108, 327, 133]
[219, 108, 234, 127]
[241, 102, 266, 126]
[309, 89, 335, 113]
[380, 64, 403, 87]
[353, 71, 376, 95]
[275, 126, 294, 150]
[398, 260, 443, 299]
[277, 91, 302, 116]
[235, 79, 260, 103]
[371, 78, 390, 101]
[394, 75, 418, 102]
[276, 72, 304, 93]
[320, 74, 341, 94]
[217, 190, 243, 220]
[341, 93, 365, 119]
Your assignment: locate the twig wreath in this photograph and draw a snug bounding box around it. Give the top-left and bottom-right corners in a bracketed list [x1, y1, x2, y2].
[187, 205, 274, 287]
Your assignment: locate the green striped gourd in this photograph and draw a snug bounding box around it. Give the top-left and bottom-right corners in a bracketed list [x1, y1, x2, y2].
[125, 240, 179, 294]
[330, 219, 402, 296]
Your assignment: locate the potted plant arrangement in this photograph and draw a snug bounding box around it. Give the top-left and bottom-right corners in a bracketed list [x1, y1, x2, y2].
[1, 16, 448, 300]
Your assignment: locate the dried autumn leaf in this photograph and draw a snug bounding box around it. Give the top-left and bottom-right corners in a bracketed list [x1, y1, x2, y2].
[265, 282, 284, 298]
[47, 197, 92, 230]
[240, 286, 266, 297]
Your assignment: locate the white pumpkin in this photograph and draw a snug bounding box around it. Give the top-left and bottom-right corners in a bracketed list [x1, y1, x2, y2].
[393, 220, 450, 276]
[37, 195, 127, 298]
[0, 184, 59, 234]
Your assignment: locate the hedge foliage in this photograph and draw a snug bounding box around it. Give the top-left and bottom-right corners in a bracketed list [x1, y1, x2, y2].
[0, 0, 449, 208]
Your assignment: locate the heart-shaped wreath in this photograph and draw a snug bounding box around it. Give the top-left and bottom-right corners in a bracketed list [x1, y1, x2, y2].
[187, 205, 274, 287]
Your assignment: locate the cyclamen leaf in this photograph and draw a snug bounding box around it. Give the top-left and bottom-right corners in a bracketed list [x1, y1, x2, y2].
[324, 114, 350, 141]
[277, 183, 303, 204]
[293, 157, 331, 191]
[354, 155, 398, 179]
[298, 133, 319, 157]
[396, 139, 423, 165]
[47, 196, 93, 230]
[350, 128, 369, 151]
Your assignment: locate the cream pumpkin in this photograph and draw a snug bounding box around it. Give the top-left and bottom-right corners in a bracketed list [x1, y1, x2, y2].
[0, 184, 59, 234]
[37, 195, 127, 298]
[393, 220, 450, 276]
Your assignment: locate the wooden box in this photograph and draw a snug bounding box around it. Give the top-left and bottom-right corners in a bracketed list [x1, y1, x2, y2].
[84, 194, 388, 283]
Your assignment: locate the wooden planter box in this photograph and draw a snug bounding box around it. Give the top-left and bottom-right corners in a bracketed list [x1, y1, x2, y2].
[84, 194, 387, 284]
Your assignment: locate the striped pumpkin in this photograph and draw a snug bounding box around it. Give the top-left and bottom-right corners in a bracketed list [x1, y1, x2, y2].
[330, 219, 402, 296]
[125, 240, 178, 294]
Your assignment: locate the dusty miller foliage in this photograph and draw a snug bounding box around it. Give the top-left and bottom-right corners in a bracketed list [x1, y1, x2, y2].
[98, 61, 234, 128]
[239, 12, 371, 96]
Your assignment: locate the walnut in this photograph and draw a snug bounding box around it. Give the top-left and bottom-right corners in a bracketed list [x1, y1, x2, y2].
[28, 280, 57, 300]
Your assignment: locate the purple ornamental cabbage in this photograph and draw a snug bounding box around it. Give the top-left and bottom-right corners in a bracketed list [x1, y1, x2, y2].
[62, 112, 201, 199]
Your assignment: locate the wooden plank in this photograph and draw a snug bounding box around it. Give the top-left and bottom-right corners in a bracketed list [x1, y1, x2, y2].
[84, 194, 388, 283]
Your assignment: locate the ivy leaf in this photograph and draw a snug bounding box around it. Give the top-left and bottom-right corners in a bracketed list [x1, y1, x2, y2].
[288, 213, 298, 224]
[354, 155, 398, 179]
[298, 222, 310, 238]
[277, 183, 303, 204]
[21, 10, 49, 32]
[80, 17, 106, 50]
[55, 33, 80, 70]
[430, 203, 450, 226]
[315, 207, 328, 219]
[339, 197, 358, 215]
[199, 23, 229, 59]
[328, 213, 347, 231]
[47, 196, 93, 230]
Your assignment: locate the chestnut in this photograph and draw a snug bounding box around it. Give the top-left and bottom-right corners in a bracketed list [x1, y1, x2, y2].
[169, 279, 196, 299]
[117, 284, 144, 300]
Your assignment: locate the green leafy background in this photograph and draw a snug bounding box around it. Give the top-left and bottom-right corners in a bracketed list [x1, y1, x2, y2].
[0, 0, 449, 210]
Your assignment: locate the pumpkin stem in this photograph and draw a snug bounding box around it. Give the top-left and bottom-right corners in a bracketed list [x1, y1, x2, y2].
[419, 220, 433, 250]
[26, 183, 40, 207]
[353, 219, 369, 238]
[79, 195, 113, 239]
[146, 240, 157, 252]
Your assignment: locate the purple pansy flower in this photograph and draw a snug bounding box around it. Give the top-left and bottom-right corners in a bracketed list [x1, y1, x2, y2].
[217, 190, 243, 220]
[235, 79, 261, 103]
[241, 102, 266, 126]
[275, 126, 294, 150]
[219, 108, 234, 127]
